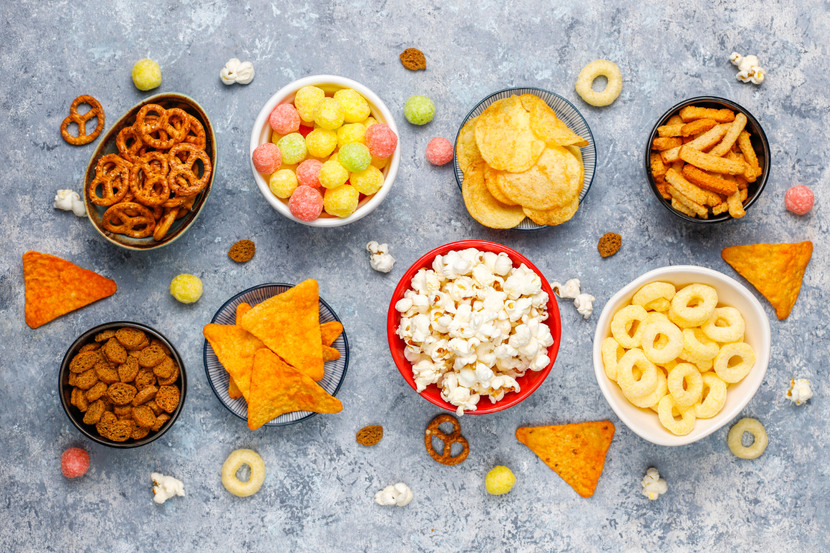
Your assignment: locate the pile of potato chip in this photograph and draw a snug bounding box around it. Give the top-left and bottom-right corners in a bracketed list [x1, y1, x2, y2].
[457, 94, 587, 228]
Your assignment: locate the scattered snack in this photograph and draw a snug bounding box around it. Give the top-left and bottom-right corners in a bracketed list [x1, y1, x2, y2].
[597, 232, 621, 258]
[641, 467, 668, 500]
[515, 421, 615, 498]
[375, 483, 413, 507]
[552, 278, 595, 319]
[219, 58, 255, 85]
[785, 185, 814, 215]
[396, 248, 554, 415]
[730, 52, 765, 84]
[151, 472, 185, 504]
[61, 447, 90, 478]
[575, 60, 623, 107]
[356, 425, 383, 446]
[169, 274, 203, 304]
[727, 417, 768, 459]
[399, 48, 426, 71]
[721, 241, 812, 319]
[366, 241, 395, 273]
[23, 251, 117, 329]
[228, 239, 256, 263]
[786, 378, 812, 406]
[60, 95, 104, 146]
[132, 58, 162, 91]
[426, 137, 453, 165]
[53, 189, 86, 217]
[424, 414, 469, 465]
[485, 466, 516, 495]
[221, 449, 265, 497]
[404, 95, 435, 125]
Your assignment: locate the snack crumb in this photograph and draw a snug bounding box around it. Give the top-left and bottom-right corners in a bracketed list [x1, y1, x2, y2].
[228, 240, 256, 263]
[356, 425, 384, 446]
[598, 233, 622, 258]
[399, 48, 426, 71]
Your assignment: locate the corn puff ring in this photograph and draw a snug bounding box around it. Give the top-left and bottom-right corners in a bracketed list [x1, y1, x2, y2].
[657, 395, 696, 436]
[661, 359, 678, 373]
[601, 337, 625, 381]
[670, 284, 718, 327]
[575, 60, 623, 107]
[221, 449, 266, 497]
[681, 328, 720, 363]
[632, 282, 676, 312]
[611, 304, 648, 348]
[667, 362, 703, 408]
[694, 373, 727, 419]
[640, 320, 683, 364]
[616, 348, 659, 399]
[61, 94, 105, 145]
[102, 202, 156, 238]
[727, 418, 768, 459]
[702, 307, 746, 343]
[714, 342, 755, 383]
[627, 366, 667, 410]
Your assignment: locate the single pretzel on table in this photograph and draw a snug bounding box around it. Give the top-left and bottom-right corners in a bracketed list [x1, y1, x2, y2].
[424, 414, 470, 465]
[60, 95, 105, 146]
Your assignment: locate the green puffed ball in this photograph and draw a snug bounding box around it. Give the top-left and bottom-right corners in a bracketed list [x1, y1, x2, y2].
[277, 133, 308, 165]
[404, 95, 435, 125]
[337, 142, 371, 172]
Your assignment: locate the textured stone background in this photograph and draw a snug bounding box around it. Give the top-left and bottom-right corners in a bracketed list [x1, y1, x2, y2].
[0, 0, 827, 551]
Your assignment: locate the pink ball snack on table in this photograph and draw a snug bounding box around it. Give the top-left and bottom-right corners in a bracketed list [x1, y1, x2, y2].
[61, 447, 90, 478]
[269, 103, 301, 135]
[289, 185, 324, 221]
[785, 185, 814, 215]
[365, 123, 398, 159]
[252, 143, 282, 174]
[426, 137, 453, 165]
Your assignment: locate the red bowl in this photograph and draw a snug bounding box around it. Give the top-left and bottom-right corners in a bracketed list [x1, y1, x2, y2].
[386, 240, 561, 414]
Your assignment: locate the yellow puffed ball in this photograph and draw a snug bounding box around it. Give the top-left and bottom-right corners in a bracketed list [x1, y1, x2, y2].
[318, 159, 349, 189]
[305, 128, 338, 158]
[350, 165, 384, 195]
[169, 274, 202, 304]
[333, 88, 371, 123]
[294, 86, 325, 124]
[361, 116, 379, 130]
[371, 155, 388, 170]
[323, 184, 359, 218]
[337, 123, 367, 148]
[269, 169, 298, 199]
[485, 466, 516, 495]
[314, 97, 345, 130]
[132, 58, 162, 91]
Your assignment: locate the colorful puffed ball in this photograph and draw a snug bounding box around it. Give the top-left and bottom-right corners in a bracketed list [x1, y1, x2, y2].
[333, 88, 371, 123]
[785, 185, 814, 215]
[277, 133, 308, 165]
[305, 128, 338, 158]
[269, 169, 299, 199]
[351, 165, 385, 195]
[314, 97, 345, 130]
[294, 85, 326, 124]
[426, 137, 454, 166]
[269, 103, 301, 135]
[337, 123, 367, 148]
[61, 447, 90, 478]
[170, 274, 203, 304]
[131, 58, 162, 91]
[289, 185, 324, 221]
[296, 159, 323, 188]
[319, 159, 350, 189]
[485, 466, 516, 495]
[365, 123, 398, 159]
[338, 142, 372, 172]
[252, 143, 282, 174]
[404, 95, 435, 125]
[323, 184, 360, 218]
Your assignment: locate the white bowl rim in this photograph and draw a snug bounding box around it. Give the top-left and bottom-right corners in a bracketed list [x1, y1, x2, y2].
[249, 74, 401, 227]
[592, 265, 771, 447]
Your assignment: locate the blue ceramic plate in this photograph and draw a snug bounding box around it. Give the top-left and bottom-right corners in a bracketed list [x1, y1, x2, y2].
[454, 87, 596, 230]
[203, 283, 349, 426]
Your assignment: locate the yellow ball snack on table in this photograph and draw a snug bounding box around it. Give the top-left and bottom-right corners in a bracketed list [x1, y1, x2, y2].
[169, 274, 203, 304]
[485, 466, 517, 495]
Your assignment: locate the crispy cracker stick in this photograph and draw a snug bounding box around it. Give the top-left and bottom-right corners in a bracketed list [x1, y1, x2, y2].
[713, 202, 729, 215]
[660, 146, 682, 163]
[657, 124, 684, 137]
[740, 187, 748, 202]
[726, 190, 746, 218]
[679, 106, 736, 123]
[679, 146, 745, 175]
[661, 123, 731, 163]
[682, 164, 738, 196]
[667, 115, 683, 126]
[681, 119, 717, 137]
[656, 181, 671, 200]
[709, 113, 748, 157]
[667, 184, 709, 218]
[665, 168, 712, 206]
[737, 130, 761, 181]
[671, 198, 698, 217]
[650, 153, 668, 179]
[652, 137, 682, 151]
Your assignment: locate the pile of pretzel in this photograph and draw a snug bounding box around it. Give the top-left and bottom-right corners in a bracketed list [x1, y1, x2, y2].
[88, 104, 212, 241]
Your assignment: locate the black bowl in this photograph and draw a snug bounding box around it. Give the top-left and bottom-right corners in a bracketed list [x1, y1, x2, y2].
[59, 321, 187, 448]
[644, 96, 770, 224]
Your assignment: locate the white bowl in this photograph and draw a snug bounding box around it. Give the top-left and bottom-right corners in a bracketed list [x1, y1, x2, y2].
[249, 75, 401, 227]
[592, 265, 771, 447]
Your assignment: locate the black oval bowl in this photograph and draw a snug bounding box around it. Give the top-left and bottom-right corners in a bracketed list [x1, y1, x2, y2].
[59, 321, 187, 449]
[644, 96, 770, 224]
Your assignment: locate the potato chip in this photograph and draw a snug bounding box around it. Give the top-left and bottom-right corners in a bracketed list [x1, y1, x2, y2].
[462, 161, 526, 229]
[247, 349, 342, 430]
[522, 195, 579, 226]
[456, 115, 483, 174]
[498, 146, 582, 210]
[203, 324, 264, 401]
[483, 164, 516, 205]
[519, 94, 588, 148]
[23, 251, 117, 329]
[320, 320, 343, 347]
[721, 241, 813, 320]
[474, 96, 545, 172]
[515, 421, 615, 498]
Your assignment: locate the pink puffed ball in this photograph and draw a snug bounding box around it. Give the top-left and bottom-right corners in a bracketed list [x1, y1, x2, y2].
[252, 143, 282, 174]
[365, 123, 398, 159]
[296, 159, 323, 188]
[61, 447, 90, 478]
[288, 185, 324, 221]
[785, 185, 814, 215]
[269, 103, 301, 135]
[426, 137, 454, 166]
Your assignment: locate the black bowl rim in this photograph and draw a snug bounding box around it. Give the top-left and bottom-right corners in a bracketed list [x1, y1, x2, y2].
[644, 95, 771, 224]
[59, 321, 188, 449]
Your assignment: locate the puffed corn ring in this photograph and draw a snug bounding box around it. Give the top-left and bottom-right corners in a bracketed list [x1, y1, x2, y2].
[575, 59, 623, 107]
[643, 311, 670, 326]
[695, 373, 727, 419]
[611, 304, 648, 349]
[714, 342, 755, 383]
[627, 366, 667, 410]
[670, 284, 718, 327]
[640, 320, 683, 364]
[221, 449, 266, 497]
[661, 359, 678, 373]
[681, 328, 720, 364]
[632, 282, 676, 312]
[601, 337, 625, 381]
[657, 395, 696, 436]
[727, 418, 768, 459]
[702, 307, 746, 343]
[667, 308, 698, 329]
[616, 348, 659, 399]
[667, 362, 703, 408]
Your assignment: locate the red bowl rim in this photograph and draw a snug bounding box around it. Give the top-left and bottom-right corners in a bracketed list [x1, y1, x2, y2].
[386, 240, 562, 414]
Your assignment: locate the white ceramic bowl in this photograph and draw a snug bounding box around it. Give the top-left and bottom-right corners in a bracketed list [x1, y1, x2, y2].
[249, 75, 401, 227]
[592, 265, 771, 447]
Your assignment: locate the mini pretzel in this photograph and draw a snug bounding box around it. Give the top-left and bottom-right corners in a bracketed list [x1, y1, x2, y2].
[116, 126, 144, 162]
[153, 207, 180, 242]
[102, 202, 156, 238]
[88, 155, 132, 206]
[424, 414, 469, 465]
[61, 95, 105, 145]
[130, 168, 170, 206]
[184, 115, 207, 149]
[168, 142, 211, 196]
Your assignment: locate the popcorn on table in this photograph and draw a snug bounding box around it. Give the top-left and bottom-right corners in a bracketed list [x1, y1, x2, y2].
[151, 472, 185, 504]
[220, 58, 255, 85]
[375, 482, 413, 507]
[53, 189, 86, 217]
[366, 241, 395, 273]
[641, 467, 668, 500]
[786, 378, 812, 406]
[730, 52, 765, 84]
[395, 248, 553, 416]
[552, 278, 595, 319]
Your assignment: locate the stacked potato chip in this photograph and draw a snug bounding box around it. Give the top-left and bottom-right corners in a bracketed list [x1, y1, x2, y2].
[457, 94, 587, 228]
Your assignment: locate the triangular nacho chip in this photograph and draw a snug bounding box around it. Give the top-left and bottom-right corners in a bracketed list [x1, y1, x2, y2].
[203, 323, 264, 401]
[516, 421, 615, 498]
[322, 345, 341, 361]
[23, 251, 117, 329]
[247, 349, 342, 430]
[721, 241, 812, 320]
[240, 279, 324, 380]
[226, 302, 255, 399]
[320, 320, 344, 347]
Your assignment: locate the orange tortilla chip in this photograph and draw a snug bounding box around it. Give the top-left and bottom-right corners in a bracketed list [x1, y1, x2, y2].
[203, 324, 265, 401]
[721, 241, 813, 320]
[240, 279, 323, 381]
[322, 345, 341, 361]
[23, 251, 117, 329]
[516, 421, 615, 498]
[247, 349, 342, 430]
[320, 320, 343, 347]
[227, 303, 255, 399]
[236, 302, 252, 322]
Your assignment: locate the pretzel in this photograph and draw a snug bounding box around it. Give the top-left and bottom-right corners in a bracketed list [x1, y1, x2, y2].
[424, 414, 469, 465]
[61, 95, 105, 145]
[101, 202, 156, 238]
[88, 155, 132, 206]
[184, 115, 207, 149]
[116, 125, 144, 162]
[130, 167, 170, 206]
[153, 207, 180, 241]
[168, 142, 211, 196]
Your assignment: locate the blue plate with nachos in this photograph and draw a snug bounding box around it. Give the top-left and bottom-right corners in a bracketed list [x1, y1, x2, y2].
[203, 283, 349, 426]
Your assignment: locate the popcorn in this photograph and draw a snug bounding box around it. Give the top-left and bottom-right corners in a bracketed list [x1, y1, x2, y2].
[552, 278, 596, 319]
[786, 378, 812, 406]
[366, 241, 396, 273]
[375, 483, 413, 507]
[641, 467, 668, 500]
[152, 472, 186, 504]
[53, 189, 86, 217]
[219, 58, 255, 85]
[730, 52, 765, 85]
